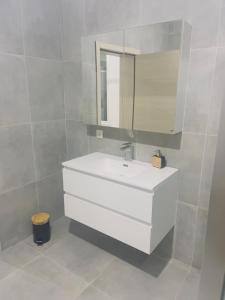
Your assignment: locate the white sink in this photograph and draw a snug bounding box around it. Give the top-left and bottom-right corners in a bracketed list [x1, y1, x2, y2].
[62, 152, 178, 192]
[88, 156, 147, 178]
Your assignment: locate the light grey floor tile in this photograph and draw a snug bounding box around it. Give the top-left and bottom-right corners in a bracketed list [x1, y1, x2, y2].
[77, 286, 112, 300]
[1, 241, 40, 267]
[44, 233, 114, 283]
[93, 258, 158, 300]
[155, 259, 190, 300]
[0, 269, 73, 300]
[93, 258, 189, 300]
[22, 256, 87, 298]
[0, 258, 17, 280]
[176, 268, 200, 300]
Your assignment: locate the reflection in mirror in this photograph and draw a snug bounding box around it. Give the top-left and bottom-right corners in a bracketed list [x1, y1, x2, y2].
[96, 44, 136, 129]
[134, 50, 179, 134]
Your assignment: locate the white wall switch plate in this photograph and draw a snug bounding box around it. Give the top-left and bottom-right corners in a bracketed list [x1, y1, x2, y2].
[96, 129, 103, 139]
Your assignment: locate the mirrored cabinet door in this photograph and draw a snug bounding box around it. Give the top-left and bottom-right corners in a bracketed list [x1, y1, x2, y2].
[134, 50, 179, 134]
[124, 20, 191, 134]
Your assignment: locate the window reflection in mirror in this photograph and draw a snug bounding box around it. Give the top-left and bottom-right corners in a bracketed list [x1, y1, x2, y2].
[97, 45, 135, 129]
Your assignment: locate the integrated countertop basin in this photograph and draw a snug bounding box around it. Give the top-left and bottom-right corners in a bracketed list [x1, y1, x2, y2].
[62, 152, 178, 192]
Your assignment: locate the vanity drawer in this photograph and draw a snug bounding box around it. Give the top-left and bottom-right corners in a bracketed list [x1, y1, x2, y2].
[64, 193, 152, 254]
[63, 168, 153, 223]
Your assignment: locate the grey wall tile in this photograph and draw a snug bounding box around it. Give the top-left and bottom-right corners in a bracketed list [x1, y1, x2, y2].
[184, 49, 216, 134]
[0, 0, 23, 54]
[140, 0, 221, 49]
[208, 48, 225, 135]
[0, 54, 30, 126]
[0, 125, 35, 193]
[192, 208, 208, 269]
[27, 57, 64, 122]
[96, 0, 141, 32]
[63, 62, 83, 121]
[61, 0, 85, 61]
[179, 133, 205, 205]
[0, 183, 37, 250]
[199, 135, 217, 210]
[174, 202, 197, 265]
[66, 121, 88, 160]
[186, 0, 221, 48]
[140, 0, 187, 27]
[32, 120, 66, 180]
[88, 136, 124, 156]
[36, 172, 64, 221]
[84, 0, 99, 34]
[82, 63, 97, 124]
[135, 143, 165, 162]
[217, 3, 225, 46]
[85, 0, 140, 34]
[22, 0, 62, 59]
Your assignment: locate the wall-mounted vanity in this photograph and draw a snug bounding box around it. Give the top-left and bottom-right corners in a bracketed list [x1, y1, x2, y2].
[82, 19, 191, 134]
[63, 153, 178, 254]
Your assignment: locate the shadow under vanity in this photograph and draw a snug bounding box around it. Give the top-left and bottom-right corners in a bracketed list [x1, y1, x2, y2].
[62, 20, 192, 275]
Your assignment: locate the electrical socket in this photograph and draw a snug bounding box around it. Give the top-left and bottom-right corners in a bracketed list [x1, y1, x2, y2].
[96, 129, 103, 139]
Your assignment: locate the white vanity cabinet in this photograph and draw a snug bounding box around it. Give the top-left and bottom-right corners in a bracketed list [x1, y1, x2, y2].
[62, 152, 178, 254]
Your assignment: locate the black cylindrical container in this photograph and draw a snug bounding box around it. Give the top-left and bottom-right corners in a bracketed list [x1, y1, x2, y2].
[32, 213, 51, 246]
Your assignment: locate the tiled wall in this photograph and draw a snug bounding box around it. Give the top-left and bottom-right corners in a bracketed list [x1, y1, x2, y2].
[64, 0, 225, 269]
[1, 0, 223, 268]
[0, 0, 67, 250]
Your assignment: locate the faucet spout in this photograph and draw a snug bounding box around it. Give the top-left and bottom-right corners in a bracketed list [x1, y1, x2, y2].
[120, 142, 134, 161]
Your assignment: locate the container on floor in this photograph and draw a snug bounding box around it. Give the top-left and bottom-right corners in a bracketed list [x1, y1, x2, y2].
[32, 212, 51, 246]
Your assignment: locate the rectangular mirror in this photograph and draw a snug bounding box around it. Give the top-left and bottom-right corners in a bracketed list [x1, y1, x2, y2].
[82, 20, 191, 134]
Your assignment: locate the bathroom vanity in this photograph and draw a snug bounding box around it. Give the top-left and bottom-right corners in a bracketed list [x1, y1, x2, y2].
[62, 153, 178, 254]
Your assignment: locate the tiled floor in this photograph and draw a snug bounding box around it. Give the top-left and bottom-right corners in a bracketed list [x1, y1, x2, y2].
[0, 217, 200, 300]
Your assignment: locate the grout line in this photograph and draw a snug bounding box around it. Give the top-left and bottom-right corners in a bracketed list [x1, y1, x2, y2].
[0, 170, 62, 198]
[215, 0, 224, 47]
[172, 199, 179, 258]
[196, 48, 218, 208]
[174, 266, 192, 300]
[19, 0, 39, 210]
[190, 47, 219, 269]
[0, 119, 67, 130]
[83, 256, 116, 287]
[58, 0, 69, 162]
[0, 268, 21, 283]
[0, 180, 35, 198]
[0, 52, 63, 63]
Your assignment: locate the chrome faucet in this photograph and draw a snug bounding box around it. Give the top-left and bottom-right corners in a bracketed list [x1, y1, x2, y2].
[120, 142, 134, 161]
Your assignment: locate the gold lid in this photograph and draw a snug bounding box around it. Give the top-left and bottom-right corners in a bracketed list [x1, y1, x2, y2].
[32, 212, 50, 225]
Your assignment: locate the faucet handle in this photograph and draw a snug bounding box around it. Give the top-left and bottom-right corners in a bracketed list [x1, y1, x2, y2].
[120, 142, 132, 150]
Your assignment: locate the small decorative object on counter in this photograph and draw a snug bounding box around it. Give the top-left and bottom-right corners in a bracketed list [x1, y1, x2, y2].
[151, 150, 166, 169]
[32, 212, 50, 246]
